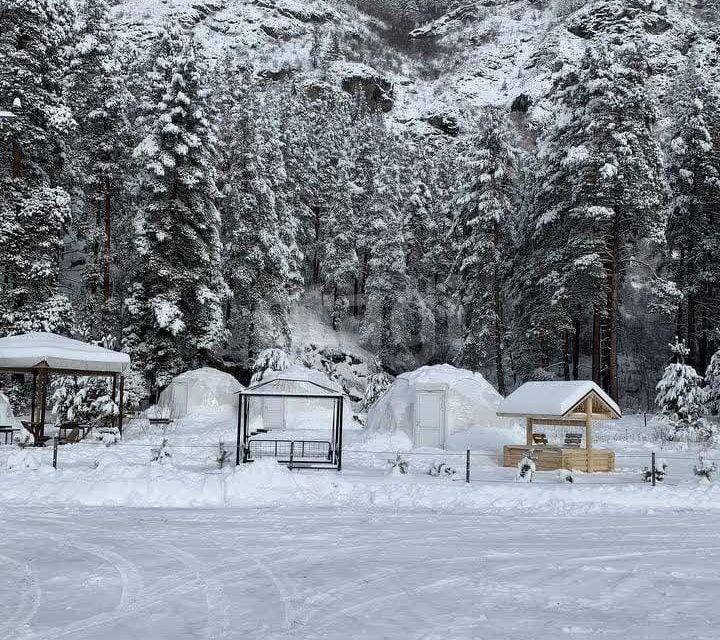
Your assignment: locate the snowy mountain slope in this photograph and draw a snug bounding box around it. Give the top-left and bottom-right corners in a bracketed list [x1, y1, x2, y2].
[113, 0, 720, 134]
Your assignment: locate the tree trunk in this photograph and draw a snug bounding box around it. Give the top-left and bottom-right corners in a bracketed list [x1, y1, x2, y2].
[572, 316, 580, 380]
[604, 217, 620, 402]
[312, 208, 321, 285]
[492, 222, 506, 395]
[592, 308, 601, 385]
[103, 176, 112, 304]
[562, 330, 570, 381]
[11, 140, 21, 178]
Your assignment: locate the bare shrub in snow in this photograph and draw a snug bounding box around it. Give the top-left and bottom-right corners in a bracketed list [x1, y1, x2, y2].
[516, 453, 536, 482]
[642, 458, 667, 482]
[217, 441, 230, 469]
[387, 454, 409, 475]
[428, 462, 456, 477]
[694, 456, 716, 482]
[151, 438, 172, 464]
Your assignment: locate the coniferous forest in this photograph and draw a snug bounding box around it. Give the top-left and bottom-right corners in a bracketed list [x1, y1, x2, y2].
[2, 0, 720, 411]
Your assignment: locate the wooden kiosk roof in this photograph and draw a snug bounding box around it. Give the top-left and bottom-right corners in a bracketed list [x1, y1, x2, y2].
[497, 381, 621, 420]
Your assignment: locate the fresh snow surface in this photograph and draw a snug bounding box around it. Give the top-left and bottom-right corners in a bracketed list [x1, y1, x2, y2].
[0, 332, 130, 373]
[498, 380, 622, 418]
[1, 505, 719, 640]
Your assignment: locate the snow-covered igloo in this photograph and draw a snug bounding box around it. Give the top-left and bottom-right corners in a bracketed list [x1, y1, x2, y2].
[158, 367, 243, 418]
[366, 364, 510, 449]
[246, 365, 355, 433]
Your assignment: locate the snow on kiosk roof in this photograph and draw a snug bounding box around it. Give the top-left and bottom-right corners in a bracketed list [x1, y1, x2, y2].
[497, 381, 621, 420]
[0, 332, 130, 375]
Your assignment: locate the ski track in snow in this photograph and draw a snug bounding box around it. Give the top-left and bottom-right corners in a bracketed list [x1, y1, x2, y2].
[1, 507, 719, 639]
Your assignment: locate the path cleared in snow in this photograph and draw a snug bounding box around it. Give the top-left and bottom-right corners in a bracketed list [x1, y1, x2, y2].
[1, 506, 717, 639]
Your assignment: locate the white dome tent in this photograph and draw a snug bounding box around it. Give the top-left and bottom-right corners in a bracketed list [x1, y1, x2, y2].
[158, 367, 243, 419]
[366, 364, 509, 449]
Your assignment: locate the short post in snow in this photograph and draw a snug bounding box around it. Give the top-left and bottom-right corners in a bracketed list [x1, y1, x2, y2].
[52, 436, 58, 469]
[289, 441, 294, 471]
[466, 449, 471, 483]
[651, 451, 656, 487]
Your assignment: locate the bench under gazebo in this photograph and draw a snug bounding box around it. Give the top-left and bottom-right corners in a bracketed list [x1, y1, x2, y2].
[0, 332, 130, 445]
[497, 381, 621, 473]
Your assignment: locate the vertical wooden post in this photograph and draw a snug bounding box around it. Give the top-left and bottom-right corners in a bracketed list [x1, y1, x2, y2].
[118, 376, 125, 438]
[111, 374, 118, 430]
[337, 396, 344, 471]
[53, 436, 58, 469]
[526, 417, 533, 446]
[38, 368, 49, 445]
[30, 372, 37, 426]
[289, 441, 294, 471]
[466, 449, 471, 483]
[651, 451, 656, 487]
[235, 392, 243, 466]
[584, 396, 593, 473]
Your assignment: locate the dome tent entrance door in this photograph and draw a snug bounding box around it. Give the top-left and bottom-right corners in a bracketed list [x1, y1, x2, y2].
[414, 388, 446, 448]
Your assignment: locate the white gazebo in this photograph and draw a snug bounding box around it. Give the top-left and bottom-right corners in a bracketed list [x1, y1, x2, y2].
[0, 332, 131, 444]
[497, 381, 621, 472]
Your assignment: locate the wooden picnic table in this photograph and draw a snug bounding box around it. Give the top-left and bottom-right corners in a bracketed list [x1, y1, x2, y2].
[148, 417, 173, 426]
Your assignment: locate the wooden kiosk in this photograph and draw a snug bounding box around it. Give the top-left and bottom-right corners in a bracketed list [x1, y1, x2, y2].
[497, 381, 621, 473]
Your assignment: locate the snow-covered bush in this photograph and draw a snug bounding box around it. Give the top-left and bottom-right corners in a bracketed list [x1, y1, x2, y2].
[704, 350, 720, 415]
[428, 461, 456, 477]
[251, 348, 294, 384]
[363, 372, 393, 410]
[694, 456, 716, 482]
[94, 426, 120, 445]
[516, 453, 536, 482]
[387, 453, 409, 475]
[656, 337, 705, 437]
[558, 468, 574, 483]
[150, 438, 172, 464]
[642, 458, 667, 483]
[217, 441, 230, 469]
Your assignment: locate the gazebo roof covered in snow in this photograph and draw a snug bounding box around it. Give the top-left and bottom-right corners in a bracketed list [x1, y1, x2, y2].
[0, 332, 130, 375]
[241, 365, 344, 398]
[497, 381, 621, 420]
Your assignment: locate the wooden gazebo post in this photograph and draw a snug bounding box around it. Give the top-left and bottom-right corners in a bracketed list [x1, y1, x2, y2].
[584, 395, 593, 473]
[526, 417, 533, 446]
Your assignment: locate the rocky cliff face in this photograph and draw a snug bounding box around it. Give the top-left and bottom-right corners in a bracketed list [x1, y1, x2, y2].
[114, 0, 720, 138]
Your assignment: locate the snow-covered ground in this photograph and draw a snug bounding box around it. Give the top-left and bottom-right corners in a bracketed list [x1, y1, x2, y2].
[2, 505, 719, 640]
[2, 411, 720, 513]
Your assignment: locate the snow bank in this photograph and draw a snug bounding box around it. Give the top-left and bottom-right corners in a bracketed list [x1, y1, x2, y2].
[4, 456, 720, 515]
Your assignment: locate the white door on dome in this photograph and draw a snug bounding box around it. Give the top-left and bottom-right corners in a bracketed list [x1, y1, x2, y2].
[262, 397, 285, 430]
[415, 391, 445, 448]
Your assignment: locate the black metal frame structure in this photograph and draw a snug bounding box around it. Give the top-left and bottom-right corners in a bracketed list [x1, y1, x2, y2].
[236, 377, 344, 470]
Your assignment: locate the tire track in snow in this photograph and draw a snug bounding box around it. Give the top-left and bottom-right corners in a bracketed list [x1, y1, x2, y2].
[0, 556, 40, 640]
[150, 541, 232, 640]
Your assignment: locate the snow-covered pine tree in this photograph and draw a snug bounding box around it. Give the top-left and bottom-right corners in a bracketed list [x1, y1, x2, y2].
[361, 132, 415, 370]
[250, 348, 294, 384]
[126, 30, 226, 392]
[703, 349, 720, 415]
[64, 0, 132, 329]
[656, 337, 705, 434]
[666, 61, 720, 371]
[315, 98, 358, 329]
[0, 0, 76, 335]
[453, 108, 516, 393]
[220, 94, 297, 357]
[525, 35, 665, 398]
